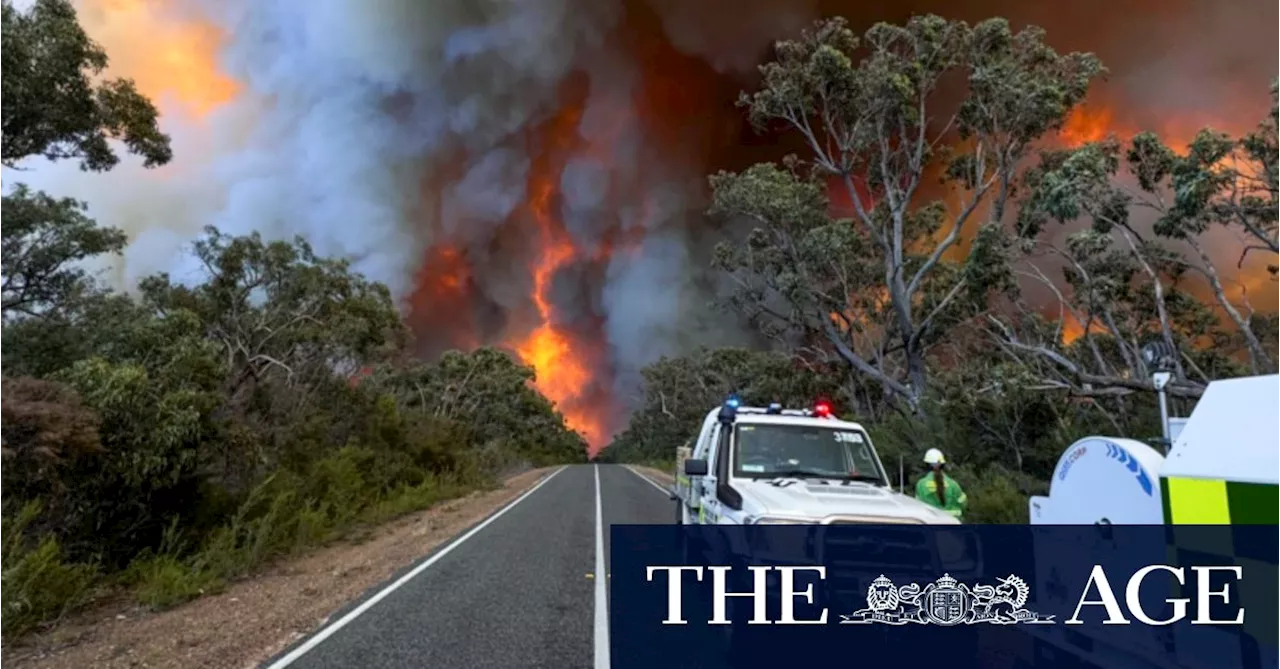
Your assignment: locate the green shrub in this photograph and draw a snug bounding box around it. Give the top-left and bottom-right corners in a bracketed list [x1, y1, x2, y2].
[305, 446, 373, 526]
[293, 501, 333, 548]
[1, 503, 98, 639]
[363, 472, 472, 525]
[127, 554, 222, 610]
[946, 463, 1046, 524]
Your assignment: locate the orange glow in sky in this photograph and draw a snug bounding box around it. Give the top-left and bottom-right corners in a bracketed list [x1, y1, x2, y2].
[75, 0, 240, 118]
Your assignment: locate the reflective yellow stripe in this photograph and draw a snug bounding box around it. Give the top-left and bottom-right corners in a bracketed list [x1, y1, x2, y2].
[1166, 477, 1230, 524]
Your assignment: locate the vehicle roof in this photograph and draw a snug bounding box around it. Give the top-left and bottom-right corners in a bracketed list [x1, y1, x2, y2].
[1162, 374, 1279, 485]
[735, 414, 869, 432]
[701, 406, 869, 433]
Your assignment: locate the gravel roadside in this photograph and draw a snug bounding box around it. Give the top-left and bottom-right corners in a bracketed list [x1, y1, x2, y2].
[630, 464, 675, 488]
[1, 467, 556, 669]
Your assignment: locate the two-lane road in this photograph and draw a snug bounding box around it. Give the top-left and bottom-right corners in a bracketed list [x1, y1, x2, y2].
[263, 464, 673, 669]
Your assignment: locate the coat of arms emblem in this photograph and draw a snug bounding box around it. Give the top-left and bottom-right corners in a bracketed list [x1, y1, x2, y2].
[840, 573, 1055, 626]
[924, 576, 967, 625]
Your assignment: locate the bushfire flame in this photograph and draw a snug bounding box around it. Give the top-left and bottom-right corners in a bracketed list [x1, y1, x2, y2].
[1060, 105, 1115, 146]
[508, 103, 607, 449]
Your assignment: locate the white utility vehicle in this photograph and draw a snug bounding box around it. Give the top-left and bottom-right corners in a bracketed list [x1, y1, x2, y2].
[1024, 373, 1279, 669]
[669, 397, 977, 659]
[671, 397, 960, 526]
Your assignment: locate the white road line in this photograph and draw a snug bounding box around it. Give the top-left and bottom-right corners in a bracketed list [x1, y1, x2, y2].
[625, 465, 673, 496]
[594, 464, 611, 669]
[264, 466, 567, 669]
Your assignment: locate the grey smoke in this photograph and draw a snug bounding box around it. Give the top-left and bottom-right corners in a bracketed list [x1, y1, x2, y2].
[91, 0, 770, 438]
[444, 148, 531, 242]
[17, 0, 1270, 445]
[645, 0, 819, 73]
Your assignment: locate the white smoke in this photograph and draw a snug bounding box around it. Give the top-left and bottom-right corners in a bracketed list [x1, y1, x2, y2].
[8, 0, 626, 292]
[4, 0, 811, 440]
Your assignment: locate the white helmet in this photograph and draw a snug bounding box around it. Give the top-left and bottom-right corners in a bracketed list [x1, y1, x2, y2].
[923, 448, 946, 466]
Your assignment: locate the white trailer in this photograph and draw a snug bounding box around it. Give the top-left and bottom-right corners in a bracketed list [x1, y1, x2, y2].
[1027, 374, 1279, 669]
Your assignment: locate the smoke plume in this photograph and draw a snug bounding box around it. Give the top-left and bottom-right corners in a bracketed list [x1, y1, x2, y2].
[5, 0, 1274, 452]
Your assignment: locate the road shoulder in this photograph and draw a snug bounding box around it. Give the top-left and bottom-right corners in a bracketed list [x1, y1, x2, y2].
[2, 468, 556, 669]
[629, 464, 675, 489]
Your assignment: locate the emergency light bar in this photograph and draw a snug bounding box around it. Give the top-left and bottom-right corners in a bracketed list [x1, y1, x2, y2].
[733, 407, 811, 417]
[717, 397, 840, 423]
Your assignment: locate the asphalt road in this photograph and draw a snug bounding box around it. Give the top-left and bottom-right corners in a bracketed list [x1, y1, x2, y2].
[262, 464, 674, 669]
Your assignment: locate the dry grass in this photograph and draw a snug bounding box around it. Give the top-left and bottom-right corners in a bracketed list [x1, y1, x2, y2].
[1, 468, 555, 669]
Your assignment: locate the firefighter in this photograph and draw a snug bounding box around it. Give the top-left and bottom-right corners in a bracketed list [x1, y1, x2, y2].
[915, 448, 967, 521]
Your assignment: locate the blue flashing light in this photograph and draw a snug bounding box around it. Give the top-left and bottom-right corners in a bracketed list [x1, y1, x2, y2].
[718, 397, 739, 425]
[766, 402, 782, 414]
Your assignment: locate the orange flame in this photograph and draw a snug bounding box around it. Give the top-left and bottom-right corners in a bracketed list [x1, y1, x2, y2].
[1060, 315, 1109, 345]
[509, 103, 607, 450]
[406, 244, 479, 352]
[1060, 105, 1116, 146]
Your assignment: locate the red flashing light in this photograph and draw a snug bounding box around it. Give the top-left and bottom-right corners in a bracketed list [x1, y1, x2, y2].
[814, 401, 832, 417]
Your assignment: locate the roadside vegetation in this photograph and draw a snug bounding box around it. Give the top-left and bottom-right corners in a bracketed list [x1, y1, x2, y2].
[602, 17, 1279, 519]
[3, 0, 1276, 644]
[1, 0, 586, 640]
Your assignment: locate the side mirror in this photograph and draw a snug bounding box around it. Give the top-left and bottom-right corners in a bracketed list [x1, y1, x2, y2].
[683, 459, 709, 476]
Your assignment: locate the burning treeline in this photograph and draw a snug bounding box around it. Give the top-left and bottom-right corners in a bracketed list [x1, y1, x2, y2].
[33, 0, 1278, 453]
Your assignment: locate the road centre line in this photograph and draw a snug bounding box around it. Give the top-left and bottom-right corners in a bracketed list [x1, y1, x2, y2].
[594, 464, 612, 669]
[264, 466, 567, 669]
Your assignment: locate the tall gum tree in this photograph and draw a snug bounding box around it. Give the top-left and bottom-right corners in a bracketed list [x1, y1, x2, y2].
[709, 15, 1103, 414]
[998, 82, 1279, 399]
[1, 0, 172, 320]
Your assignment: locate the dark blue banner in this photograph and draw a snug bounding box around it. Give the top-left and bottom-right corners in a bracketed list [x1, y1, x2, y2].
[610, 525, 1277, 669]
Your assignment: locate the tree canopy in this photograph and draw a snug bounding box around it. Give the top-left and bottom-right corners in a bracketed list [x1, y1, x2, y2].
[711, 16, 1104, 414]
[2, 0, 171, 171]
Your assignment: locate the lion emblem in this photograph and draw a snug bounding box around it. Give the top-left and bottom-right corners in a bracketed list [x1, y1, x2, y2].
[866, 575, 900, 612]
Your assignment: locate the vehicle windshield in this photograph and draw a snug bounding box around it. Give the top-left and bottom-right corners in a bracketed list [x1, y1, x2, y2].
[732, 423, 885, 483]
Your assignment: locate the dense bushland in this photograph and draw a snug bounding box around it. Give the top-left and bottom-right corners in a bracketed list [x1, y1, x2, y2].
[1, 0, 586, 638]
[603, 17, 1277, 521]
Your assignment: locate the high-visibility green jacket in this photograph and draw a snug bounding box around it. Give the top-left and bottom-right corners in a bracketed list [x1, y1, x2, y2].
[915, 473, 967, 520]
